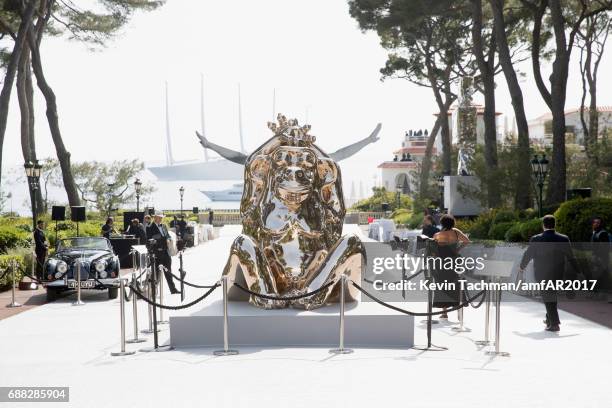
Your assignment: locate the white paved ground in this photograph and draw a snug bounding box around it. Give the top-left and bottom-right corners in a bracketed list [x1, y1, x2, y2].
[1, 225, 611, 408]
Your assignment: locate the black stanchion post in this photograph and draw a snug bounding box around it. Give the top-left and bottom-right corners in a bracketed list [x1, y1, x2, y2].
[413, 240, 447, 351]
[179, 251, 185, 302]
[140, 253, 173, 353]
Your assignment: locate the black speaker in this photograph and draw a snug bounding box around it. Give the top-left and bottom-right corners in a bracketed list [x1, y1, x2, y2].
[123, 211, 144, 231]
[148, 207, 155, 216]
[192, 207, 199, 214]
[70, 206, 86, 222]
[51, 206, 66, 221]
[566, 188, 592, 200]
[381, 202, 390, 212]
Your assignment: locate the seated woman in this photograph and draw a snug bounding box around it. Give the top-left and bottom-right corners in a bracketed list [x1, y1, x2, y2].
[432, 214, 470, 320]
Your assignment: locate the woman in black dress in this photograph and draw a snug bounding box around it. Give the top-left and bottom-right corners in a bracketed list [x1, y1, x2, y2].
[432, 214, 470, 319]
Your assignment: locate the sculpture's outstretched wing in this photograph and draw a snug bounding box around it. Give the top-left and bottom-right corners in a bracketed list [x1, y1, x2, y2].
[328, 123, 382, 162]
[196, 131, 247, 165]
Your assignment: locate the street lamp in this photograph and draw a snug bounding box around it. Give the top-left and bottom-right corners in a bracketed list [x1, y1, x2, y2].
[134, 178, 142, 212]
[437, 176, 445, 211]
[179, 186, 185, 214]
[395, 182, 402, 209]
[531, 154, 549, 217]
[24, 160, 42, 231]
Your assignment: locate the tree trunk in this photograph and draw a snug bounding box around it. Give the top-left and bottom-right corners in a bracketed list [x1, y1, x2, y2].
[546, 0, 570, 204]
[471, 0, 500, 208]
[490, 0, 531, 209]
[419, 114, 443, 198]
[28, 34, 81, 206]
[439, 108, 452, 175]
[0, 0, 37, 190]
[17, 45, 44, 216]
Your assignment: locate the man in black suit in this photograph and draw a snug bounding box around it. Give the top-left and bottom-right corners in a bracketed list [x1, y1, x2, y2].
[590, 217, 610, 295]
[125, 218, 147, 244]
[33, 220, 48, 280]
[146, 212, 179, 294]
[519, 215, 580, 332]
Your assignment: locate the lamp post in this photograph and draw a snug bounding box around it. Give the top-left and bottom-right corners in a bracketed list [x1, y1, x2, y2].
[530, 154, 549, 217]
[24, 160, 42, 231]
[395, 182, 402, 210]
[437, 176, 445, 212]
[134, 178, 142, 212]
[179, 186, 185, 215]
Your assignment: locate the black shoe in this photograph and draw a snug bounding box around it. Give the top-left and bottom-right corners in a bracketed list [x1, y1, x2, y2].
[545, 324, 560, 332]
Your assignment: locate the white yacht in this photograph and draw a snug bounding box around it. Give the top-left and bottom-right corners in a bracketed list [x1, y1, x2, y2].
[201, 183, 244, 201]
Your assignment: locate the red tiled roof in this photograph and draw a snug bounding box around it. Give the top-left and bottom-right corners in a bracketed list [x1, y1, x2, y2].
[393, 147, 437, 155]
[378, 161, 418, 169]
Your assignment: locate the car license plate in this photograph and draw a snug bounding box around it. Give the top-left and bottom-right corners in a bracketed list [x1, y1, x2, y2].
[67, 280, 96, 289]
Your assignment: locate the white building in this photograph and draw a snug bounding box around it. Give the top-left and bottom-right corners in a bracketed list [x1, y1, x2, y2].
[434, 104, 503, 152]
[528, 106, 612, 146]
[378, 130, 436, 194]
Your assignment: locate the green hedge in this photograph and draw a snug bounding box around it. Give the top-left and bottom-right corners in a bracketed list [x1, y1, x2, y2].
[555, 198, 612, 242]
[0, 255, 25, 290]
[0, 226, 31, 251]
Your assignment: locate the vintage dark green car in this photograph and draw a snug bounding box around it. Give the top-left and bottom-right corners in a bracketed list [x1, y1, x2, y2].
[43, 237, 121, 301]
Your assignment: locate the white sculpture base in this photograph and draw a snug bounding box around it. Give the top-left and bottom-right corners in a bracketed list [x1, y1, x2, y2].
[443, 176, 483, 216]
[169, 300, 414, 348]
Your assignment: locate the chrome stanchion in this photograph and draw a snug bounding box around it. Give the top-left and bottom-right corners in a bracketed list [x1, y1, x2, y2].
[6, 260, 22, 308]
[141, 267, 156, 334]
[140, 254, 172, 352]
[214, 276, 239, 356]
[126, 272, 146, 344]
[452, 283, 471, 333]
[157, 265, 169, 324]
[72, 259, 85, 306]
[485, 285, 510, 357]
[329, 274, 353, 354]
[111, 279, 136, 356]
[475, 283, 492, 346]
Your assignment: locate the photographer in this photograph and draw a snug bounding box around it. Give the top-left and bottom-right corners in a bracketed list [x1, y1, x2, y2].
[146, 212, 179, 294]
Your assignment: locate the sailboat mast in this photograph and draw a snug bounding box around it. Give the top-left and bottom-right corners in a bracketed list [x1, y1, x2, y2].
[200, 74, 209, 162]
[272, 88, 276, 120]
[165, 81, 174, 166]
[238, 83, 245, 153]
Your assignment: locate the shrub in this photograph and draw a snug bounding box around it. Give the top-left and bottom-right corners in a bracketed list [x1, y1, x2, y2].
[0, 226, 30, 252]
[519, 218, 543, 241]
[0, 254, 24, 290]
[492, 209, 517, 224]
[555, 197, 612, 242]
[407, 213, 424, 229]
[488, 221, 515, 241]
[505, 223, 524, 242]
[392, 209, 412, 226]
[466, 210, 495, 239]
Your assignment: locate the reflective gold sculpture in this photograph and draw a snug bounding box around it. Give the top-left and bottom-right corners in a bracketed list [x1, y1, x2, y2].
[222, 114, 365, 309]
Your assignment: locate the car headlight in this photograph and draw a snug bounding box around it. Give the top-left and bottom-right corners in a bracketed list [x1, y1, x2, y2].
[56, 261, 68, 274]
[98, 270, 108, 279]
[94, 261, 106, 272]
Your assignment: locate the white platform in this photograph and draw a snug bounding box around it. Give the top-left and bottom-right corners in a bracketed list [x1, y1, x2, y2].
[170, 300, 414, 348]
[444, 175, 483, 216]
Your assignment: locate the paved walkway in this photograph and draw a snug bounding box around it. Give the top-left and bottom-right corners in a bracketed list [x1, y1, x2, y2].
[0, 225, 611, 407]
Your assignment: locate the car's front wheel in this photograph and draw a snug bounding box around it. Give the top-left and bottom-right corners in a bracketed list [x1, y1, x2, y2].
[46, 288, 60, 302]
[108, 287, 118, 299]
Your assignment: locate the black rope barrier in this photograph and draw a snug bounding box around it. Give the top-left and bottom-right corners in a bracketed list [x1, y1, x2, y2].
[232, 279, 336, 301]
[0, 267, 10, 281]
[129, 282, 220, 310]
[351, 280, 485, 317]
[168, 270, 217, 289]
[364, 269, 424, 285]
[462, 284, 487, 309]
[23, 271, 68, 284]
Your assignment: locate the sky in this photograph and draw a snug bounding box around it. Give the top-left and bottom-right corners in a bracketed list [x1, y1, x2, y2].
[1, 0, 611, 211]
